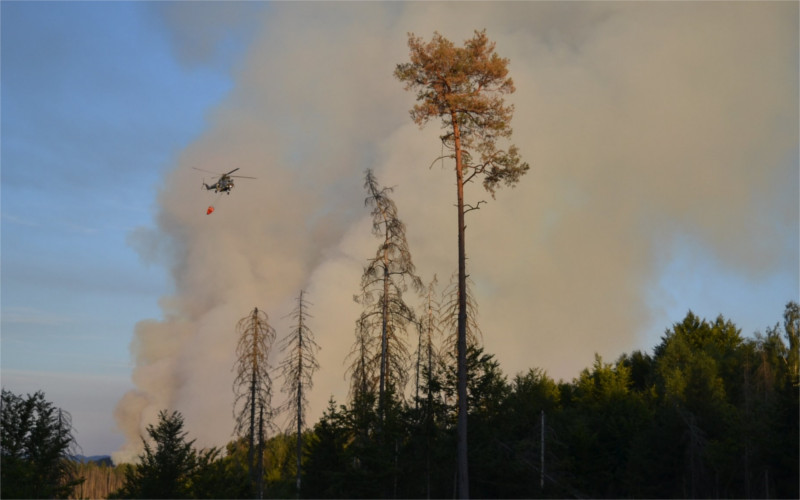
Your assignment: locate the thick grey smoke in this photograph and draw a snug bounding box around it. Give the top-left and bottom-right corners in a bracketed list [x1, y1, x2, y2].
[115, 2, 798, 462]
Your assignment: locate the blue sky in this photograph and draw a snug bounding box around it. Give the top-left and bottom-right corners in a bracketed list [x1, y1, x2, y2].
[1, 1, 255, 454]
[2, 1, 798, 458]
[2, 1, 216, 373]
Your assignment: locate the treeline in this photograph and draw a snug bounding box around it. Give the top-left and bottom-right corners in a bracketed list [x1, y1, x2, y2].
[292, 304, 799, 499]
[113, 304, 798, 499]
[2, 303, 797, 499]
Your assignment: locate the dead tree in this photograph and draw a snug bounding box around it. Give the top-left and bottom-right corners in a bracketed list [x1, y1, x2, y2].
[415, 274, 442, 408]
[233, 307, 276, 497]
[441, 272, 483, 354]
[346, 313, 381, 402]
[351, 169, 422, 423]
[416, 275, 444, 500]
[278, 290, 320, 498]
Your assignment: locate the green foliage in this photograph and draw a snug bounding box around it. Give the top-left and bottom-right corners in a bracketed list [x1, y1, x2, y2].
[298, 305, 798, 499]
[302, 399, 358, 498]
[110, 410, 249, 499]
[1, 389, 82, 499]
[14, 306, 794, 499]
[98, 304, 796, 499]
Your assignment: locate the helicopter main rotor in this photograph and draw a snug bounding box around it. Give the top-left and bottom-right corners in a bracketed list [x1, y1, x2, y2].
[191, 167, 256, 179]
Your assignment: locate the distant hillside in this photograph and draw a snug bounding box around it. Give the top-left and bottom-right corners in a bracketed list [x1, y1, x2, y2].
[71, 454, 113, 466]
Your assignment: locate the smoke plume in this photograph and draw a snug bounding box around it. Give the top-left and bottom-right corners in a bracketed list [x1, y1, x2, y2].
[114, 2, 798, 462]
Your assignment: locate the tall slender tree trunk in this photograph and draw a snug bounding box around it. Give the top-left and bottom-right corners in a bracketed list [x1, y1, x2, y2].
[426, 300, 433, 500]
[415, 325, 422, 409]
[379, 246, 390, 425]
[451, 112, 469, 499]
[257, 405, 265, 499]
[249, 365, 257, 484]
[296, 313, 303, 498]
[248, 309, 259, 492]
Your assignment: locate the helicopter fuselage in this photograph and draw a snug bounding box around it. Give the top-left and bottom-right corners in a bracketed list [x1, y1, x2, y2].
[195, 167, 254, 197]
[204, 176, 234, 193]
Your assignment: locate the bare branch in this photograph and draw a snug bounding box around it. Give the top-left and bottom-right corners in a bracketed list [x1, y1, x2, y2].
[463, 200, 487, 214]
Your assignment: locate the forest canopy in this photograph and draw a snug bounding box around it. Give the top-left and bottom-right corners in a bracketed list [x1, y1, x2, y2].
[4, 304, 796, 499]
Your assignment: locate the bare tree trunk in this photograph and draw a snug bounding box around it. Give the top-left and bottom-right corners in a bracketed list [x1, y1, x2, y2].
[296, 311, 303, 498]
[397, 31, 527, 500]
[296, 404, 302, 497]
[248, 308, 259, 492]
[279, 290, 318, 500]
[257, 405, 264, 499]
[415, 325, 422, 410]
[374, 179, 392, 428]
[249, 367, 257, 484]
[452, 112, 469, 499]
[380, 261, 389, 425]
[426, 307, 433, 499]
[233, 307, 276, 499]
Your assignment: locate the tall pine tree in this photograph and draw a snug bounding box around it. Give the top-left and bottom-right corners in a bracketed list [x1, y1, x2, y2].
[396, 30, 528, 498]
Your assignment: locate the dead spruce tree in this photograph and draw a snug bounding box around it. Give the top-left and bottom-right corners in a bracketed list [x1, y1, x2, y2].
[233, 307, 276, 497]
[346, 313, 380, 402]
[416, 275, 443, 500]
[415, 274, 442, 408]
[278, 290, 319, 498]
[441, 272, 483, 355]
[396, 30, 529, 498]
[350, 169, 422, 424]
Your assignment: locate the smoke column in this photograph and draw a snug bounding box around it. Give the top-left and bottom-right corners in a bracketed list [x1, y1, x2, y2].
[115, 2, 798, 462]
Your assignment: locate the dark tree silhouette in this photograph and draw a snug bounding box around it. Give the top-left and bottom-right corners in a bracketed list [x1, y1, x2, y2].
[280, 305, 800, 499]
[112, 410, 221, 499]
[1, 389, 81, 498]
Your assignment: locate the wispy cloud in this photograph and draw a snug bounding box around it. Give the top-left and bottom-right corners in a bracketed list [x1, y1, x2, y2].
[2, 213, 41, 228]
[2, 211, 101, 235]
[1, 306, 76, 327]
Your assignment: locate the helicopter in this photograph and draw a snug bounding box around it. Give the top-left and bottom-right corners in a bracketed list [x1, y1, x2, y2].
[192, 167, 256, 194]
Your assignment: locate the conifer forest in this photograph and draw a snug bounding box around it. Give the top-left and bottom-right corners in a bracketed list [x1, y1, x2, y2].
[3, 303, 798, 499]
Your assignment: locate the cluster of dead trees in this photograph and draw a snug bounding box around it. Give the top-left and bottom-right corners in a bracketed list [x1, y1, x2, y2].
[231, 293, 319, 499]
[233, 29, 529, 499]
